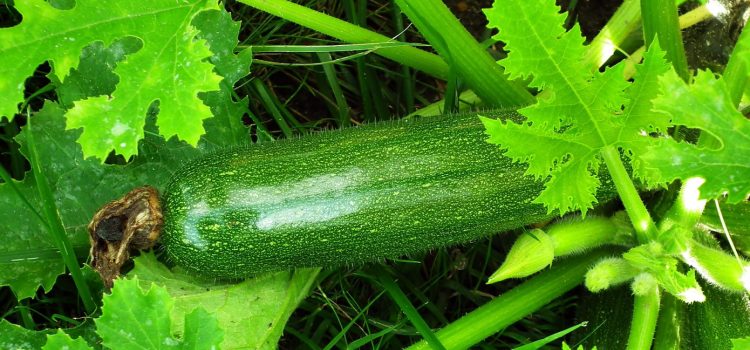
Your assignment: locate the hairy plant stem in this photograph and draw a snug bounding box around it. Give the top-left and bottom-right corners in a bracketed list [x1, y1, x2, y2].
[627, 287, 661, 350]
[601, 146, 657, 243]
[640, 0, 689, 82]
[393, 0, 534, 108]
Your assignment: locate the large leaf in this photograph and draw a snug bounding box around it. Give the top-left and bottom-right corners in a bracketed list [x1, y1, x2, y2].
[480, 0, 671, 215]
[0, 0, 223, 160]
[0, 6, 249, 299]
[641, 69, 750, 202]
[128, 253, 319, 350]
[96, 277, 223, 349]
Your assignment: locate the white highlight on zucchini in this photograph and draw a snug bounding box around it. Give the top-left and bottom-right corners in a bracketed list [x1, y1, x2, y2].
[230, 168, 364, 206]
[681, 177, 707, 214]
[255, 197, 359, 230]
[183, 200, 210, 249]
[229, 168, 365, 230]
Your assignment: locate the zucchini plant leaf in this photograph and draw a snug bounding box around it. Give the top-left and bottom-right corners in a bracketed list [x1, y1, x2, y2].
[0, 5, 249, 299]
[42, 330, 92, 350]
[96, 277, 222, 349]
[480, 0, 671, 215]
[640, 69, 750, 203]
[0, 0, 223, 160]
[128, 253, 319, 350]
[0, 319, 50, 350]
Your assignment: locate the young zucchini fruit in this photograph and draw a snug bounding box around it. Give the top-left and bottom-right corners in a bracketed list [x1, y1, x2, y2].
[159, 110, 615, 279]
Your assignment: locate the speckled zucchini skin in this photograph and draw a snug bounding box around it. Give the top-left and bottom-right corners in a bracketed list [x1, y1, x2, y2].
[161, 111, 599, 278]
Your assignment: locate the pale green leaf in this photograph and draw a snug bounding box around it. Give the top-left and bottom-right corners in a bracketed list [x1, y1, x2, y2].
[129, 252, 319, 350]
[0, 0, 222, 160]
[42, 330, 93, 350]
[732, 337, 750, 349]
[97, 277, 223, 349]
[641, 69, 750, 203]
[481, 0, 669, 215]
[0, 319, 50, 350]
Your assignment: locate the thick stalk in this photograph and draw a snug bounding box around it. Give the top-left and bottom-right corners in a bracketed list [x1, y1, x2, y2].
[406, 249, 613, 350]
[393, 0, 534, 107]
[627, 287, 661, 350]
[722, 25, 750, 106]
[640, 0, 689, 82]
[601, 146, 657, 243]
[238, 0, 449, 79]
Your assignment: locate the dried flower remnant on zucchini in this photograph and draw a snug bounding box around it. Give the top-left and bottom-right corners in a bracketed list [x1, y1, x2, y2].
[88, 186, 163, 289]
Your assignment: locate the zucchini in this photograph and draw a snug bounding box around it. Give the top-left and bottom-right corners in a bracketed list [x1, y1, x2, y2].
[573, 283, 750, 349]
[160, 110, 614, 279]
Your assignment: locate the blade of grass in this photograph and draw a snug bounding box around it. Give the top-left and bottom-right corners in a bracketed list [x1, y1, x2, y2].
[394, 0, 534, 108]
[442, 71, 459, 114]
[343, 0, 375, 122]
[513, 321, 588, 350]
[406, 249, 615, 350]
[316, 52, 350, 127]
[250, 78, 294, 137]
[25, 116, 95, 314]
[321, 290, 386, 350]
[722, 25, 750, 106]
[238, 0, 450, 79]
[640, 0, 689, 81]
[251, 42, 425, 53]
[392, 2, 415, 115]
[348, 323, 404, 350]
[374, 267, 446, 350]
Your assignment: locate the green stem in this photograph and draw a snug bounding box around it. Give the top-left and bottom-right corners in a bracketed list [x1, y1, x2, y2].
[250, 79, 294, 138]
[406, 249, 614, 350]
[375, 268, 446, 350]
[26, 118, 96, 314]
[601, 146, 657, 243]
[393, 0, 534, 107]
[627, 287, 660, 350]
[316, 52, 350, 127]
[238, 0, 449, 79]
[640, 0, 689, 82]
[583, 0, 641, 69]
[722, 25, 750, 106]
[392, 3, 415, 115]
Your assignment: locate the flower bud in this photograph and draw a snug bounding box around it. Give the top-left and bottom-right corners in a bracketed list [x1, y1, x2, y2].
[585, 257, 638, 293]
[681, 241, 750, 293]
[488, 229, 554, 284]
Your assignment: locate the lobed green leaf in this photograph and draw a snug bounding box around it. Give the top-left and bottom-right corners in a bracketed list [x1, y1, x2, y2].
[0, 0, 223, 160]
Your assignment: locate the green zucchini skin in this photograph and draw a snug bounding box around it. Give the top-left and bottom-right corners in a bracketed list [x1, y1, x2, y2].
[161, 110, 608, 279]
